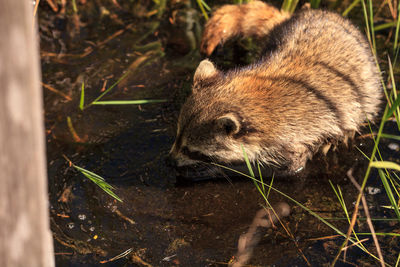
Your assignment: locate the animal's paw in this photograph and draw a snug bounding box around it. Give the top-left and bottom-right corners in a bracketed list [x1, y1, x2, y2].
[200, 4, 241, 56]
[278, 147, 312, 176]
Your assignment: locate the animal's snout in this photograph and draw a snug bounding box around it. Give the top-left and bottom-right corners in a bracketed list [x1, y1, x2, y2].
[165, 153, 179, 168]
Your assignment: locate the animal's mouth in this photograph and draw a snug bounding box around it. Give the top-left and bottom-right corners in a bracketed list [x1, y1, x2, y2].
[175, 163, 220, 181]
[174, 160, 274, 181]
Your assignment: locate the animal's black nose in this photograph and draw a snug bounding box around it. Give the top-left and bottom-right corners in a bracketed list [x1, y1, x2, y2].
[165, 154, 178, 168]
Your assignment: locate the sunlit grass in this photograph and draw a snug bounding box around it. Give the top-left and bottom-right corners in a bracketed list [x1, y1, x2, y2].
[281, 0, 299, 13]
[63, 155, 122, 202]
[333, 0, 400, 260]
[79, 72, 166, 110]
[196, 0, 210, 20]
[214, 156, 384, 264]
[92, 100, 166, 105]
[357, 0, 400, 223]
[310, 0, 321, 9]
[342, 0, 361, 16]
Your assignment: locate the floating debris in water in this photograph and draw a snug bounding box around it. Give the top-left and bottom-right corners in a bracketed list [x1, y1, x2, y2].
[366, 187, 381, 195]
[67, 222, 75, 229]
[388, 143, 399, 151]
[162, 254, 177, 261]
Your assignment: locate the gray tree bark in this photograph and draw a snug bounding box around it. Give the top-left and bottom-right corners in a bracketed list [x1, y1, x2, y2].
[0, 0, 55, 266]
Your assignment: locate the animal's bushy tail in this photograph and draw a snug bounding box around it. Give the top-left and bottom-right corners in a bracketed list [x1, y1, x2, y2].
[200, 1, 290, 56]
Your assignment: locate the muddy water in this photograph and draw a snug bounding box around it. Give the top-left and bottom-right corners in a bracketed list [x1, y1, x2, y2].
[39, 1, 399, 266]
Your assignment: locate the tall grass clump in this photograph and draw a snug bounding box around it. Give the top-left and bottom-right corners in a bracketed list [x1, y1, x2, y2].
[333, 0, 400, 265]
[214, 148, 391, 265]
[355, 0, 400, 220]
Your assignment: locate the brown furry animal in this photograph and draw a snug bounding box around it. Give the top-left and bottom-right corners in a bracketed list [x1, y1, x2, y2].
[170, 1, 382, 174]
[200, 0, 290, 56]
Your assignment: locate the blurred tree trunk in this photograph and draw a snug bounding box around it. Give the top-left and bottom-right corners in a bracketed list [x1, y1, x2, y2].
[0, 0, 55, 266]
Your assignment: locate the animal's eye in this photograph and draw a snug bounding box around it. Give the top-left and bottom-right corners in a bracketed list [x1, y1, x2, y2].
[181, 146, 190, 155]
[224, 122, 236, 135]
[217, 116, 240, 135]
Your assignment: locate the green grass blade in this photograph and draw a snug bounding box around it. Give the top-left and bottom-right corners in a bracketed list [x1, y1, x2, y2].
[353, 103, 389, 222]
[214, 165, 343, 235]
[79, 82, 85, 111]
[371, 161, 400, 171]
[281, 0, 299, 14]
[196, 0, 209, 20]
[392, 172, 400, 185]
[90, 71, 131, 106]
[92, 99, 166, 105]
[310, 0, 321, 9]
[329, 181, 349, 221]
[355, 232, 400, 237]
[394, 1, 400, 53]
[213, 163, 381, 261]
[361, 0, 372, 48]
[201, 0, 211, 11]
[72, 165, 122, 202]
[388, 175, 400, 200]
[342, 0, 360, 16]
[100, 187, 123, 203]
[72, 0, 77, 13]
[256, 161, 265, 193]
[266, 172, 275, 200]
[368, 0, 376, 52]
[374, 21, 397, 32]
[378, 170, 400, 220]
[384, 94, 400, 121]
[380, 133, 400, 142]
[80, 170, 122, 202]
[329, 181, 369, 254]
[80, 171, 111, 189]
[241, 144, 255, 178]
[355, 146, 371, 160]
[394, 47, 400, 69]
[73, 165, 106, 181]
[387, 57, 400, 128]
[289, 0, 299, 14]
[281, 0, 290, 12]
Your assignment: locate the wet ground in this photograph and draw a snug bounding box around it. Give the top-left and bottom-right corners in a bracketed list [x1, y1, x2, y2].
[39, 1, 400, 266]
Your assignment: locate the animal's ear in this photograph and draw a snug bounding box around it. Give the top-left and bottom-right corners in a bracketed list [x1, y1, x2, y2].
[216, 114, 240, 136]
[193, 59, 219, 83]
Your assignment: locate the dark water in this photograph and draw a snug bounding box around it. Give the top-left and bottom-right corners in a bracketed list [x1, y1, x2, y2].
[39, 1, 400, 266]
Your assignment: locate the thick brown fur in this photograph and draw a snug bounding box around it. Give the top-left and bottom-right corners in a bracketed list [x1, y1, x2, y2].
[200, 1, 290, 56]
[170, 1, 382, 174]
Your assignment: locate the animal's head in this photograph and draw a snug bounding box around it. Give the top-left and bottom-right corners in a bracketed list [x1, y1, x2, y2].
[169, 60, 272, 167]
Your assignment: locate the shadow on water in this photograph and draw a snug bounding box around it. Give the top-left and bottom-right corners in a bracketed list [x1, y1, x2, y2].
[40, 1, 400, 266]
